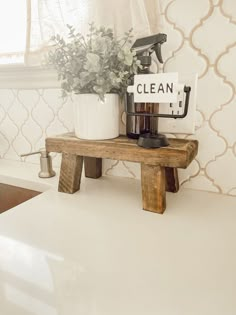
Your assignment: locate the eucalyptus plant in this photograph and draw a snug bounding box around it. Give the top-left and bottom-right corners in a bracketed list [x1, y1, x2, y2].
[48, 23, 140, 100]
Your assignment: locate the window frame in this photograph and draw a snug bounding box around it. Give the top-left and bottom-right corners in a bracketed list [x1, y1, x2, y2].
[0, 65, 59, 89]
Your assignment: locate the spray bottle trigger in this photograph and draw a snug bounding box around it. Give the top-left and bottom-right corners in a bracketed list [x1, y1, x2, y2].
[155, 43, 164, 64]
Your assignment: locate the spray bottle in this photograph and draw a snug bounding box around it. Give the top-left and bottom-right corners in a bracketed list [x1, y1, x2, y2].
[126, 33, 167, 139]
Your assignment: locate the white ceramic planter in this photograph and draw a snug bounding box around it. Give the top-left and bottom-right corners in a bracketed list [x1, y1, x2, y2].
[73, 93, 119, 140]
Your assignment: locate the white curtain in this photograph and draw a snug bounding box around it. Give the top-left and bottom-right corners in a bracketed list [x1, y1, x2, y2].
[27, 0, 160, 65]
[0, 0, 160, 65]
[0, 0, 27, 64]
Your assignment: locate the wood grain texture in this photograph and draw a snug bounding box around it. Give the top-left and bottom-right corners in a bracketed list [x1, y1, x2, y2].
[46, 133, 198, 168]
[58, 153, 83, 194]
[165, 167, 179, 193]
[141, 164, 166, 214]
[47, 133, 198, 214]
[84, 157, 102, 179]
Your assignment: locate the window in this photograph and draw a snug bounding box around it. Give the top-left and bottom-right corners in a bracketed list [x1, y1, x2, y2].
[0, 0, 159, 68]
[0, 0, 27, 65]
[0, 0, 91, 67]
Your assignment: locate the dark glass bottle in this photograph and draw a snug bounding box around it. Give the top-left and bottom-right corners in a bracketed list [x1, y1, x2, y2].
[126, 58, 159, 139]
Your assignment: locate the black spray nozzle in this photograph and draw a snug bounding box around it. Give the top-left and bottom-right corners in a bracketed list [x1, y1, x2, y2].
[132, 33, 167, 64]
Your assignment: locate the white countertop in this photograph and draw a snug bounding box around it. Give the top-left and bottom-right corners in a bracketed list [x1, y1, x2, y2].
[0, 159, 236, 315]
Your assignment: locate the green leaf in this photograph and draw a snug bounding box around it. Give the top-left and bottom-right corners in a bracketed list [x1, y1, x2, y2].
[45, 24, 136, 99]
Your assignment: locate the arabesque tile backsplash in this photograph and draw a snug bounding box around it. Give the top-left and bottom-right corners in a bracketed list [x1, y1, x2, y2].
[0, 0, 235, 196]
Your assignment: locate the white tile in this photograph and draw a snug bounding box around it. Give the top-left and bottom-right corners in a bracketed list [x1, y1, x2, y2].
[165, 42, 207, 76]
[197, 67, 232, 119]
[189, 121, 226, 168]
[221, 0, 236, 22]
[217, 45, 236, 88]
[192, 7, 236, 63]
[211, 97, 236, 146]
[167, 0, 210, 36]
[182, 173, 220, 192]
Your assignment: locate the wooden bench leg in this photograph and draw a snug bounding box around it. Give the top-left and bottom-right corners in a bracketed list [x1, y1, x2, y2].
[165, 167, 179, 193]
[141, 164, 166, 214]
[58, 153, 83, 194]
[84, 157, 102, 179]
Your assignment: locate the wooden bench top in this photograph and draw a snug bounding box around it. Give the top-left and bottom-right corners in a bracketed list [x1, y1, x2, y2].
[46, 133, 198, 168]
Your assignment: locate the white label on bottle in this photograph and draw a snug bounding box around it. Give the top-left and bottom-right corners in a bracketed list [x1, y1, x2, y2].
[129, 72, 179, 103]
